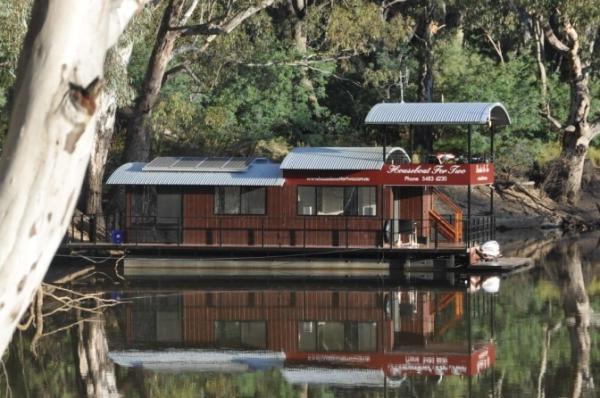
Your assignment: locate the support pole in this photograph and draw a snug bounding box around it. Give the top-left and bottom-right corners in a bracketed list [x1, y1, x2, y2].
[467, 125, 472, 246]
[409, 125, 414, 160]
[490, 125, 495, 216]
[383, 128, 387, 163]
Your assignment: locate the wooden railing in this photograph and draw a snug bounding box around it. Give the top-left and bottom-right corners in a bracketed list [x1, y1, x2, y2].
[429, 188, 463, 242]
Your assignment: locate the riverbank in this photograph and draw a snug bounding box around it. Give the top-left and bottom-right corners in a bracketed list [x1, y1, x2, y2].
[442, 164, 600, 232]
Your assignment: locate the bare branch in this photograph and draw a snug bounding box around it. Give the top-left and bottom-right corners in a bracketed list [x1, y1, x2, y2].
[540, 110, 564, 131]
[542, 19, 570, 53]
[175, 0, 274, 37]
[181, 0, 199, 25]
[483, 30, 505, 64]
[164, 63, 203, 85]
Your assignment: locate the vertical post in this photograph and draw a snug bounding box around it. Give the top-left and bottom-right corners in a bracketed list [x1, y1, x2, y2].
[262, 217, 265, 248]
[490, 125, 495, 217]
[467, 125, 472, 246]
[303, 217, 306, 248]
[381, 185, 385, 247]
[345, 218, 349, 248]
[219, 217, 222, 247]
[382, 129, 386, 164]
[409, 125, 414, 159]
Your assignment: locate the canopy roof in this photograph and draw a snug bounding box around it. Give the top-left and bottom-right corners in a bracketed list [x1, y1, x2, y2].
[364, 102, 511, 126]
[280, 147, 409, 171]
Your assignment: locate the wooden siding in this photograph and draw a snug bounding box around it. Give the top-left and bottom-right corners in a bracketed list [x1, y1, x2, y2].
[181, 290, 388, 351]
[122, 185, 430, 247]
[180, 185, 386, 247]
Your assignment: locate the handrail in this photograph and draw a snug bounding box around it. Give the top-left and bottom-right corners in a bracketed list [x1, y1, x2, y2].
[432, 188, 462, 214]
[431, 188, 463, 242]
[429, 209, 459, 242]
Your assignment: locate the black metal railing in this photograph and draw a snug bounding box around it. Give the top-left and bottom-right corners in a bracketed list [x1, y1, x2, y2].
[66, 213, 495, 250]
[463, 215, 495, 247]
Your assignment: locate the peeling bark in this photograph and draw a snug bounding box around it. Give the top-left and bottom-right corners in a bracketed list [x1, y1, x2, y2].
[0, 0, 145, 356]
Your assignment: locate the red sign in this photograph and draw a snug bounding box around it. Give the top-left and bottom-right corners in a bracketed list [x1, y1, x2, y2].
[285, 343, 495, 377]
[284, 163, 494, 186]
[382, 163, 494, 186]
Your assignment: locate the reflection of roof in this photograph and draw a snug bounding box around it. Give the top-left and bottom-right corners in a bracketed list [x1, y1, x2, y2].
[280, 147, 409, 170]
[282, 368, 405, 387]
[109, 350, 285, 372]
[365, 102, 511, 126]
[106, 161, 284, 186]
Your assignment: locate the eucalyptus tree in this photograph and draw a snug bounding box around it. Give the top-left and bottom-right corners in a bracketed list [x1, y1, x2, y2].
[531, 1, 600, 205]
[0, 0, 147, 355]
[123, 0, 278, 163]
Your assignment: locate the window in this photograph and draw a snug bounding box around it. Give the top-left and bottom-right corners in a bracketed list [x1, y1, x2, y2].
[297, 186, 376, 216]
[241, 187, 266, 214]
[298, 321, 377, 352]
[318, 187, 344, 215]
[357, 187, 376, 216]
[157, 191, 181, 224]
[215, 187, 266, 215]
[298, 186, 316, 215]
[215, 321, 266, 349]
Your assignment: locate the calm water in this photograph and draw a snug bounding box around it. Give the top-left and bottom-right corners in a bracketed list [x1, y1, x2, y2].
[1, 233, 598, 397]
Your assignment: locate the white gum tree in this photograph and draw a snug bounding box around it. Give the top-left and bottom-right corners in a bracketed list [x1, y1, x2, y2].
[0, 0, 148, 355]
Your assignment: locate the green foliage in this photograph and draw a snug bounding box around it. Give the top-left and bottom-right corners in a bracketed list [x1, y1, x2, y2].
[327, 0, 412, 53]
[0, 0, 31, 151]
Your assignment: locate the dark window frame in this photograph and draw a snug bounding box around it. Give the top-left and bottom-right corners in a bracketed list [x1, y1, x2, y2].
[214, 186, 267, 215]
[297, 320, 378, 352]
[296, 186, 378, 217]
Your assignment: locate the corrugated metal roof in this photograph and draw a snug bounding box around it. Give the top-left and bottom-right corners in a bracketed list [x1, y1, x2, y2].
[106, 160, 284, 186]
[364, 102, 511, 126]
[280, 147, 409, 170]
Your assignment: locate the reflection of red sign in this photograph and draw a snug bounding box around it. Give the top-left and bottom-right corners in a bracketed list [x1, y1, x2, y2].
[285, 342, 496, 377]
[284, 163, 494, 186]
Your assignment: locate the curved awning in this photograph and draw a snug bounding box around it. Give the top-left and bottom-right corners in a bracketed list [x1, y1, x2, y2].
[365, 102, 511, 127]
[280, 146, 409, 171]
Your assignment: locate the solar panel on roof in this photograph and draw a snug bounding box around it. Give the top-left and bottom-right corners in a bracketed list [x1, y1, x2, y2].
[142, 156, 255, 172]
[142, 157, 180, 171]
[222, 157, 253, 170]
[197, 157, 229, 169]
[171, 157, 207, 170]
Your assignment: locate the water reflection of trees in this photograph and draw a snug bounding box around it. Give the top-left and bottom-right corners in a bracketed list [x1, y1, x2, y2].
[0, 282, 120, 398]
[544, 240, 594, 398]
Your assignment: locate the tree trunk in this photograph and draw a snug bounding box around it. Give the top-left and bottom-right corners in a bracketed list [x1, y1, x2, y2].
[414, 15, 437, 153]
[0, 0, 144, 356]
[123, 0, 188, 163]
[85, 43, 134, 217]
[75, 312, 119, 398]
[123, 0, 274, 163]
[555, 242, 592, 398]
[290, 0, 321, 118]
[541, 18, 600, 205]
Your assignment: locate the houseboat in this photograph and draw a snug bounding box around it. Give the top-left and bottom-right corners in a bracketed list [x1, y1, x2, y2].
[68, 102, 523, 268]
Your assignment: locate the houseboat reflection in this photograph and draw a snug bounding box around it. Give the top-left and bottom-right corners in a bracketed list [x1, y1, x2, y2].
[110, 279, 498, 390]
